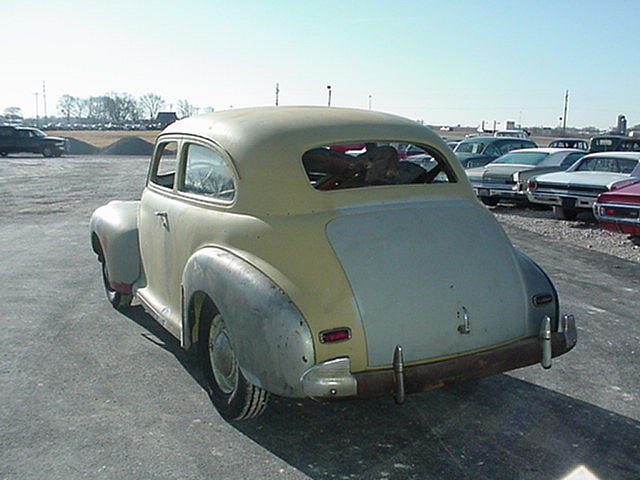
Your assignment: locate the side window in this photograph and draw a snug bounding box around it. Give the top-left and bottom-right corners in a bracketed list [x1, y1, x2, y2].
[150, 141, 178, 189]
[498, 141, 521, 155]
[561, 152, 584, 168]
[484, 144, 501, 156]
[181, 143, 236, 201]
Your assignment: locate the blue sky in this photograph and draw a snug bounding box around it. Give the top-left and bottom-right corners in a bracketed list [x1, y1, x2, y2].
[2, 0, 639, 128]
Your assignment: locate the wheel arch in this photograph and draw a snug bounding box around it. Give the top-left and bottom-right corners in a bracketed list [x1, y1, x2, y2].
[182, 247, 315, 397]
[89, 201, 141, 290]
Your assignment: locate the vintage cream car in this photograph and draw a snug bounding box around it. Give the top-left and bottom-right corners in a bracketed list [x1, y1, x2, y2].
[90, 107, 577, 420]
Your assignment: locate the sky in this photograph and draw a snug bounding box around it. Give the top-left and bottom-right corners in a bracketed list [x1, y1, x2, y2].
[2, 0, 639, 129]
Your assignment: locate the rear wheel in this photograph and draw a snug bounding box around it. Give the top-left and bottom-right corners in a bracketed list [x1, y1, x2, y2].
[199, 310, 269, 420]
[480, 197, 499, 207]
[553, 205, 578, 220]
[101, 260, 132, 309]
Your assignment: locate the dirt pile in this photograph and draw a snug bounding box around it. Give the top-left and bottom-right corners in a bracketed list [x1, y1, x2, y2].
[64, 137, 99, 155]
[100, 137, 154, 155]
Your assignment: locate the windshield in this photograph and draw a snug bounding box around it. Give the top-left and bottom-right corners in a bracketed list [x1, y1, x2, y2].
[492, 151, 549, 165]
[455, 141, 486, 154]
[31, 129, 46, 137]
[575, 157, 638, 173]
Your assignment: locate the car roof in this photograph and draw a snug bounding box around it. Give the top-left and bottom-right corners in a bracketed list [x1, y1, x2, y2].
[505, 147, 580, 154]
[161, 107, 445, 158]
[459, 136, 533, 142]
[581, 151, 640, 160]
[158, 107, 472, 214]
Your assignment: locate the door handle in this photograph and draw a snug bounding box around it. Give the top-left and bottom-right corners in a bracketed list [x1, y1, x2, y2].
[154, 211, 169, 229]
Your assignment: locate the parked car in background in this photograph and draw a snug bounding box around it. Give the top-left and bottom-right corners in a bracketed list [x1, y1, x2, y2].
[494, 130, 529, 139]
[593, 167, 640, 245]
[527, 152, 640, 219]
[0, 126, 68, 157]
[467, 148, 585, 206]
[454, 136, 537, 168]
[589, 135, 640, 153]
[90, 106, 576, 420]
[548, 138, 589, 150]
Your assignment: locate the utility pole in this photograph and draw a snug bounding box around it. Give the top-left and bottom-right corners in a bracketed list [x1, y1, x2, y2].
[42, 81, 47, 121]
[327, 85, 332, 107]
[33, 92, 39, 127]
[368, 94, 372, 110]
[562, 90, 569, 136]
[275, 83, 279, 106]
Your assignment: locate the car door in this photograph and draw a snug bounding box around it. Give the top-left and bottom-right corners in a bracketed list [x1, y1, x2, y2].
[138, 138, 181, 324]
[138, 137, 238, 332]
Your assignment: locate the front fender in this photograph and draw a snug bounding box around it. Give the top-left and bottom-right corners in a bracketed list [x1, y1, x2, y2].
[90, 200, 141, 291]
[182, 247, 315, 397]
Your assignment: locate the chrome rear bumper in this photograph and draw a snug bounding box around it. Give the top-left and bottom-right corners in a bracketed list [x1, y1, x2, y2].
[301, 314, 577, 400]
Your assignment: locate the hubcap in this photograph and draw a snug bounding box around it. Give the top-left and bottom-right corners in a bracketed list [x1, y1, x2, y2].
[208, 316, 238, 394]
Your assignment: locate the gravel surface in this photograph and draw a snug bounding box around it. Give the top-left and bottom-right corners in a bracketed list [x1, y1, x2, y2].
[491, 205, 640, 264]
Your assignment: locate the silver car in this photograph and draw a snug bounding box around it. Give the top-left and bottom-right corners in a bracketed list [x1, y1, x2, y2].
[527, 152, 640, 219]
[466, 148, 585, 206]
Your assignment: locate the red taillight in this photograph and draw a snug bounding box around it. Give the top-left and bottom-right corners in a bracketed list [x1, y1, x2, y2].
[604, 207, 618, 215]
[532, 293, 553, 306]
[319, 328, 351, 343]
[528, 180, 538, 191]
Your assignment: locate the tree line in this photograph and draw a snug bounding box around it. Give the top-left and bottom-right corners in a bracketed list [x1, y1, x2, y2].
[55, 92, 204, 123]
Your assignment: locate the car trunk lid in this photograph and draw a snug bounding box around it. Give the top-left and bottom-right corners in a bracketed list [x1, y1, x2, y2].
[326, 198, 527, 367]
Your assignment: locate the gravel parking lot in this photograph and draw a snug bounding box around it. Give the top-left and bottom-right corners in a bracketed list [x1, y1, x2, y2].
[1, 155, 638, 480]
[492, 205, 640, 264]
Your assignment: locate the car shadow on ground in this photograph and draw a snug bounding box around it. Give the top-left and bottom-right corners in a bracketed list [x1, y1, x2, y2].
[121, 305, 207, 390]
[121, 306, 639, 480]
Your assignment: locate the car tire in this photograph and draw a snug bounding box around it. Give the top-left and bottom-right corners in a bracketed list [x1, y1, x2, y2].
[480, 197, 499, 207]
[630, 236, 640, 246]
[199, 310, 269, 421]
[42, 147, 53, 158]
[553, 206, 578, 220]
[101, 260, 132, 309]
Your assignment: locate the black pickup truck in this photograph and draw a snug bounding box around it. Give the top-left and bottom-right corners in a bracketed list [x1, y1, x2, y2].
[0, 126, 68, 157]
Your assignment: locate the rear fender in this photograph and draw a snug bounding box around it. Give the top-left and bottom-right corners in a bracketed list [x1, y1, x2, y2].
[182, 247, 315, 397]
[514, 249, 559, 334]
[90, 201, 141, 292]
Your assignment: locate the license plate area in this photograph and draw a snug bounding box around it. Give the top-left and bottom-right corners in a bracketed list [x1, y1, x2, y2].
[478, 188, 491, 197]
[561, 197, 577, 208]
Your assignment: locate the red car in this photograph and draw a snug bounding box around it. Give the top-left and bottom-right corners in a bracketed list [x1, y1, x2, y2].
[593, 176, 640, 245]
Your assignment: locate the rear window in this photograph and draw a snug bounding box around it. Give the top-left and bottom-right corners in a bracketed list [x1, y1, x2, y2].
[492, 151, 548, 165]
[575, 157, 638, 173]
[302, 142, 455, 191]
[455, 141, 487, 154]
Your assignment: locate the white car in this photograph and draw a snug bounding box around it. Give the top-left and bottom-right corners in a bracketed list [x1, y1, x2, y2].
[527, 152, 640, 219]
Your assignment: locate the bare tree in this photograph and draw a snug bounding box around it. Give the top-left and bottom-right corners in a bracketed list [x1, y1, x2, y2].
[177, 99, 197, 118]
[57, 95, 76, 123]
[139, 93, 165, 120]
[3, 106, 23, 118]
[102, 92, 141, 123]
